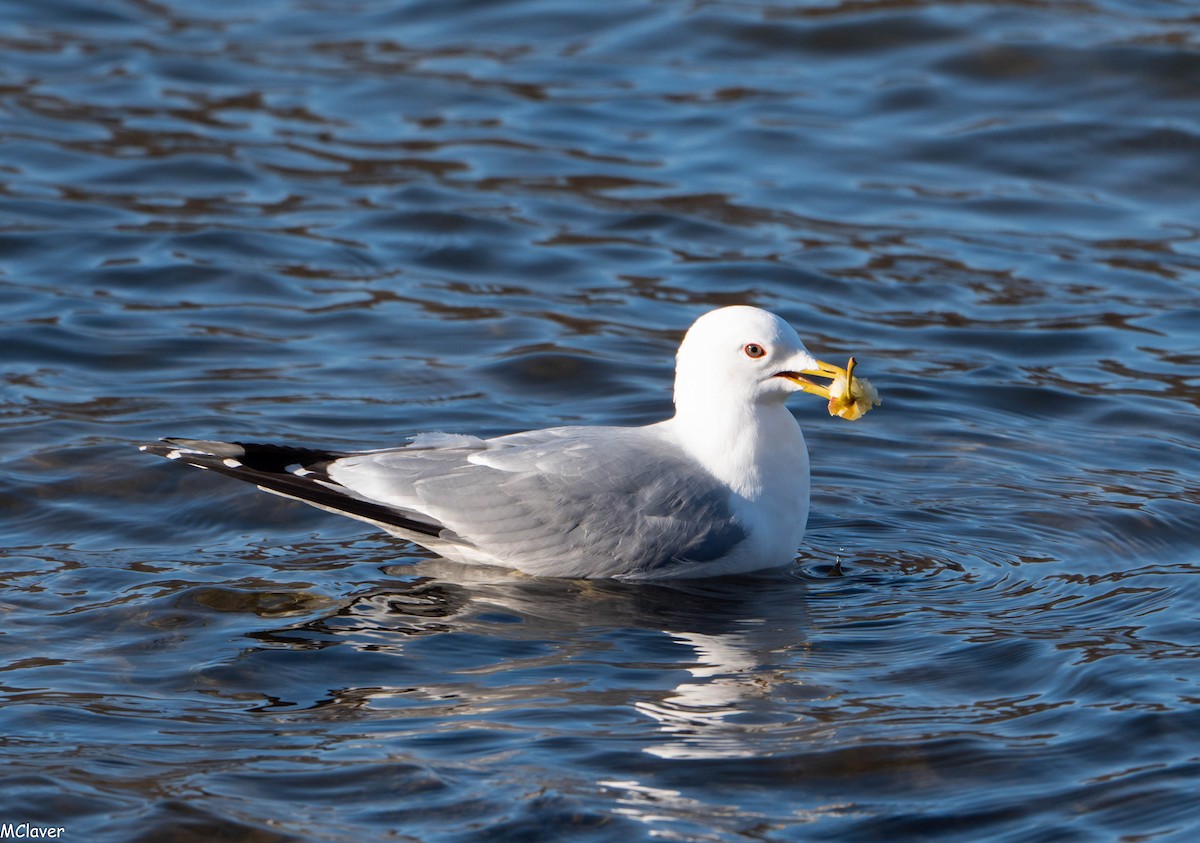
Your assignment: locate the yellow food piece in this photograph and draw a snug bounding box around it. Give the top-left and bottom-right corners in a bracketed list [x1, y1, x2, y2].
[826, 358, 881, 421]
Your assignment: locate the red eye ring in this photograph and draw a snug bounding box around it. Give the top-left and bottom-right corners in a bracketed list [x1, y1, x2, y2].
[743, 343, 767, 359]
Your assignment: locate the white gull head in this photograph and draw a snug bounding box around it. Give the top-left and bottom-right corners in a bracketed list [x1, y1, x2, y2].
[673, 305, 823, 415]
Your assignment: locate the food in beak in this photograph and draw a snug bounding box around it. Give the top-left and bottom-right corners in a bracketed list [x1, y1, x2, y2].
[781, 356, 881, 421]
[825, 357, 880, 420]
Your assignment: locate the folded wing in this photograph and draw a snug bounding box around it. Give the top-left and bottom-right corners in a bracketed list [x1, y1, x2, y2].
[330, 426, 748, 577]
[143, 427, 748, 578]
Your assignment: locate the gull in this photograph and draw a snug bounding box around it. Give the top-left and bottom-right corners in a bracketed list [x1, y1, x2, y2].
[141, 306, 874, 579]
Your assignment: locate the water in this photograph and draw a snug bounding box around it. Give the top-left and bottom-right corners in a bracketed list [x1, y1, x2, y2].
[3, 0, 1199, 840]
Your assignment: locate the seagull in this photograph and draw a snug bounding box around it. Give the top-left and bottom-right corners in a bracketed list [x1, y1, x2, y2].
[141, 305, 876, 579]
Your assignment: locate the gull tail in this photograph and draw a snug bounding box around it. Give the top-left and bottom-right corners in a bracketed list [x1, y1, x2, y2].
[139, 438, 444, 538]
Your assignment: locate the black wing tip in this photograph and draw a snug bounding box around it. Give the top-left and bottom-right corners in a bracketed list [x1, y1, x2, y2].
[139, 438, 244, 460]
[138, 438, 345, 471]
[138, 436, 445, 539]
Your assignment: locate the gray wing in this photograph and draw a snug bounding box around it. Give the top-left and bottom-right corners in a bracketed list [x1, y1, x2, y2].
[330, 426, 748, 578]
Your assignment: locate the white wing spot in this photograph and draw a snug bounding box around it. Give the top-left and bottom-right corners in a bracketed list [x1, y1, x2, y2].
[222, 458, 243, 468]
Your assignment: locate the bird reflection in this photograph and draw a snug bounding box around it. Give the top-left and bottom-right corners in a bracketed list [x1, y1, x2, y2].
[249, 558, 818, 758]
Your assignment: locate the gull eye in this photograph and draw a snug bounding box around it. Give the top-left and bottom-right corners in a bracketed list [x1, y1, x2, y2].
[743, 343, 767, 359]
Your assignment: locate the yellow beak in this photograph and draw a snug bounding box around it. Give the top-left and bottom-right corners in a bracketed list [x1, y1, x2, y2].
[782, 357, 852, 399]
